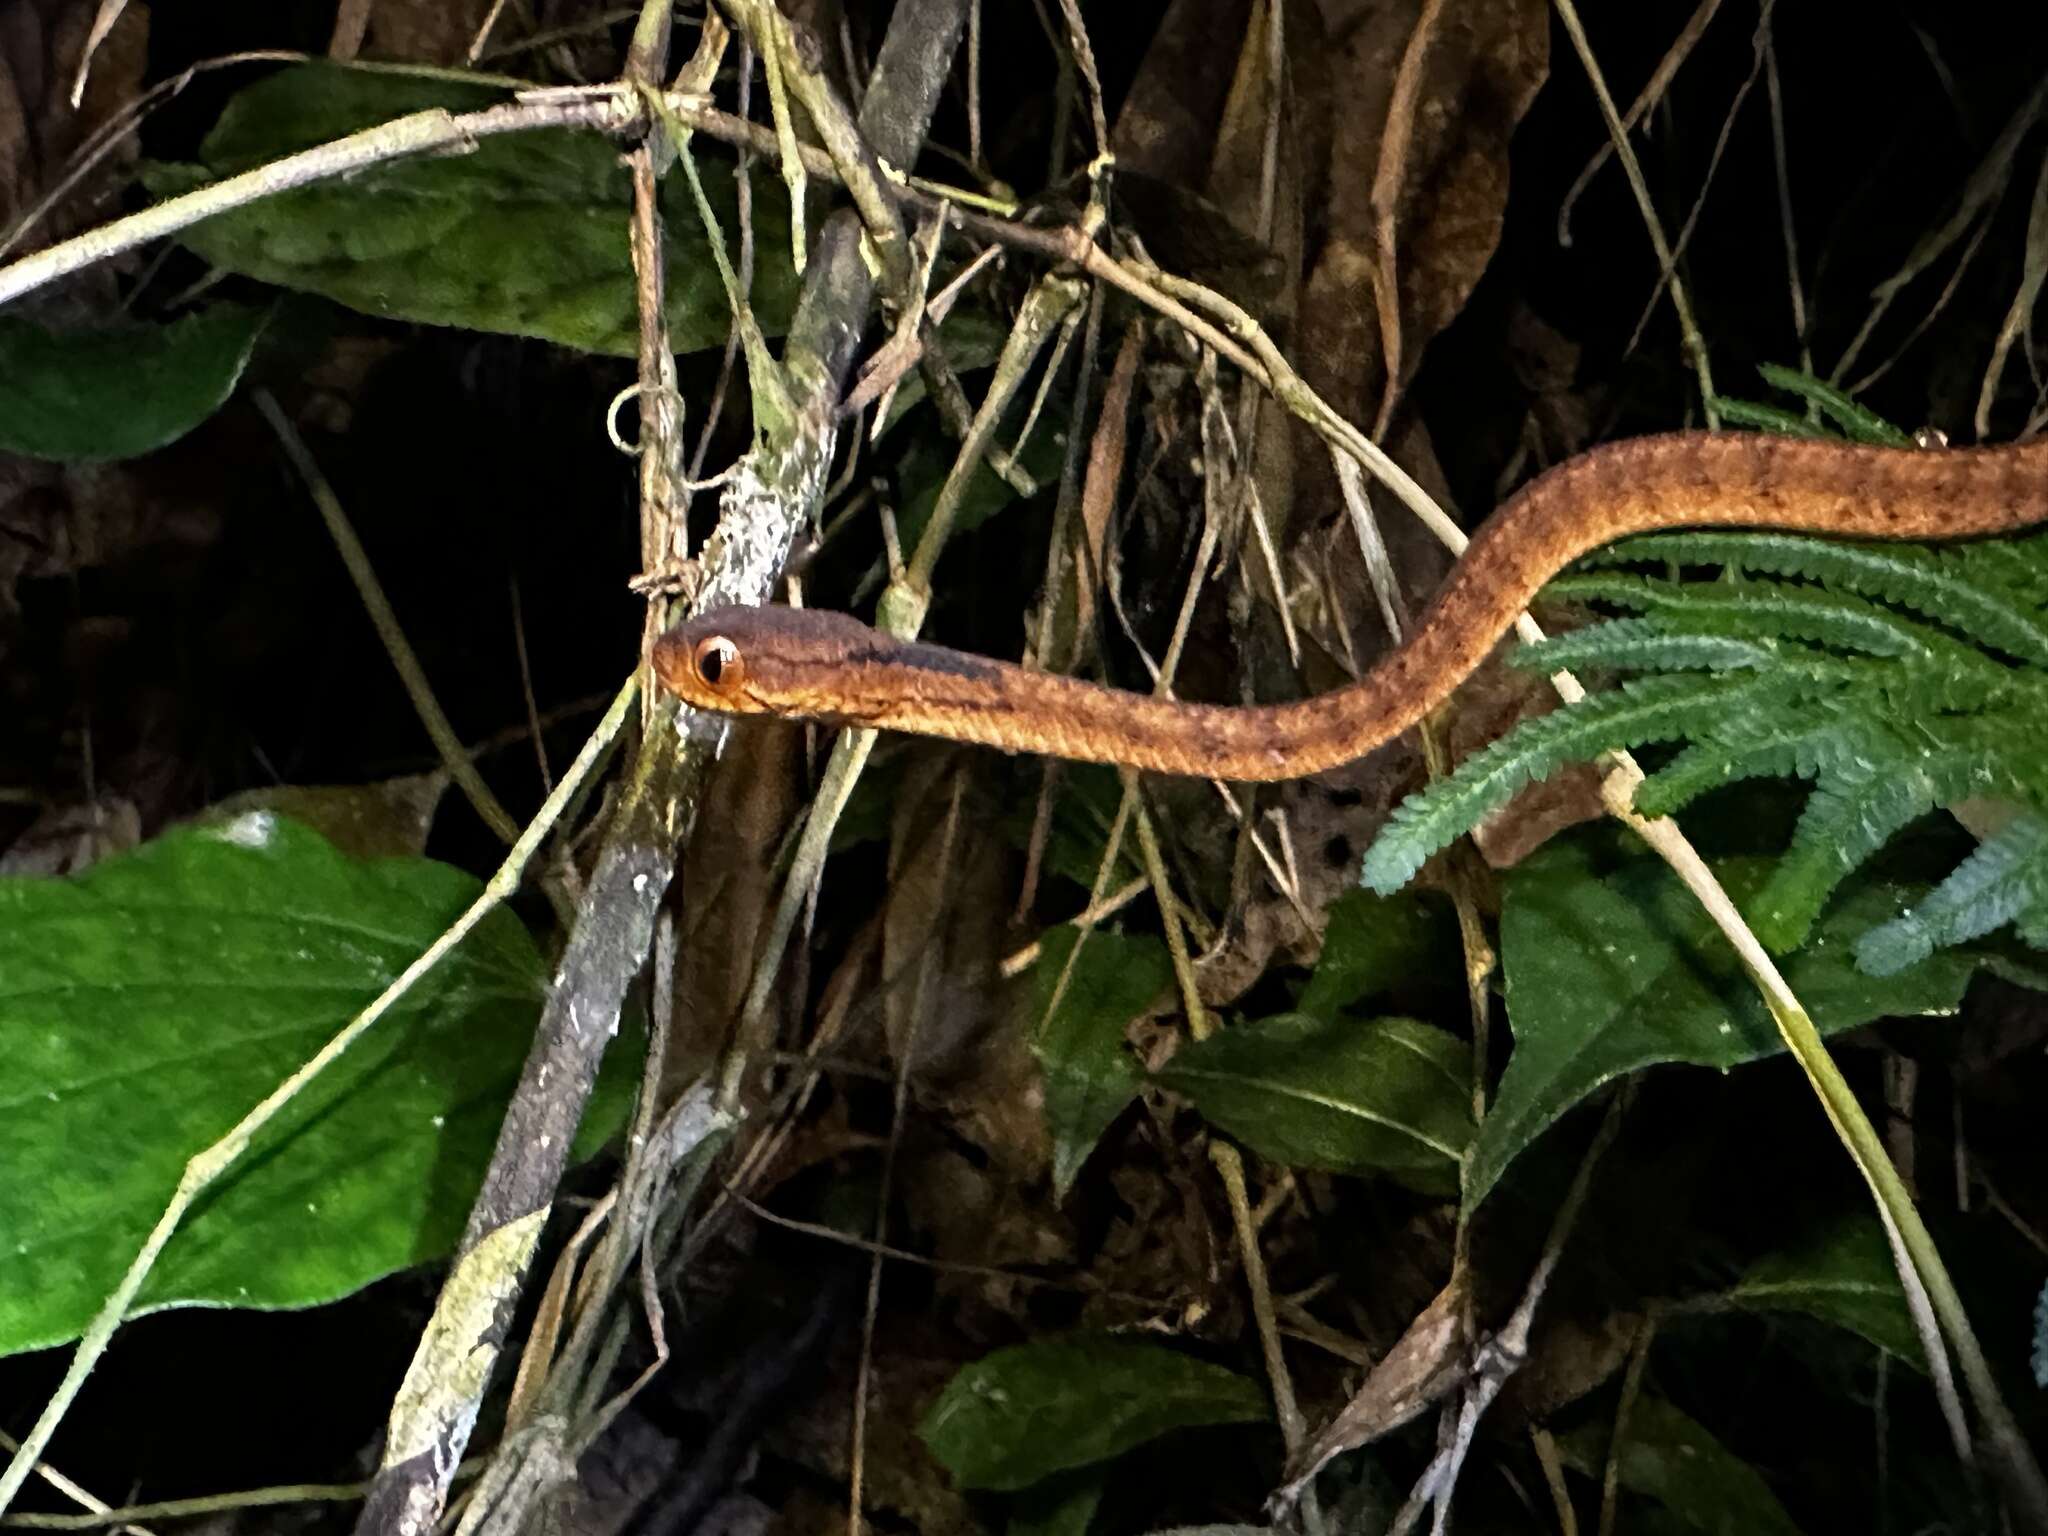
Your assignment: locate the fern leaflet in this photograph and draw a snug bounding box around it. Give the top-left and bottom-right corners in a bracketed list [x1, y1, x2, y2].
[1360, 669, 1821, 895]
[1855, 812, 2048, 976]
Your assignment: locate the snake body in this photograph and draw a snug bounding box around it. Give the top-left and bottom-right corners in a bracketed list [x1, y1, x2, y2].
[652, 432, 2048, 780]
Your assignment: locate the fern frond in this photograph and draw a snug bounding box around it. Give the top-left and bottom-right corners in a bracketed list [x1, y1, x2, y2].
[1752, 364, 1914, 446]
[1752, 742, 2003, 950]
[1360, 670, 1819, 895]
[1950, 535, 2048, 615]
[1511, 621, 1783, 675]
[1862, 657, 2026, 718]
[2015, 896, 2048, 953]
[1633, 705, 1886, 819]
[1855, 812, 2048, 975]
[1543, 575, 2002, 676]
[1576, 534, 2048, 665]
[1708, 399, 1831, 437]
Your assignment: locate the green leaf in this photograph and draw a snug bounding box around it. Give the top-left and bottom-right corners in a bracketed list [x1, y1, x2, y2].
[1578, 533, 2048, 668]
[0, 814, 611, 1357]
[1557, 1394, 1807, 1536]
[0, 305, 268, 462]
[1295, 888, 1460, 1020]
[142, 62, 795, 357]
[1856, 810, 2048, 976]
[1513, 622, 1783, 676]
[1006, 1469, 1105, 1536]
[1156, 1013, 1471, 1194]
[1704, 398, 1831, 438]
[1031, 926, 1162, 1197]
[920, 1335, 1268, 1491]
[1753, 363, 1912, 446]
[892, 392, 1068, 552]
[1718, 1218, 1922, 1367]
[1542, 575, 1983, 670]
[1361, 670, 1820, 895]
[1467, 837, 1990, 1210]
[1751, 738, 1992, 951]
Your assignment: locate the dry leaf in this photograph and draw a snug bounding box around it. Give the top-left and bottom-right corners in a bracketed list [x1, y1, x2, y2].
[1281, 1269, 1472, 1499]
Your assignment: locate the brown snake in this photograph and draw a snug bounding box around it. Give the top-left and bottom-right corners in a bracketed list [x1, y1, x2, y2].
[652, 431, 2048, 781]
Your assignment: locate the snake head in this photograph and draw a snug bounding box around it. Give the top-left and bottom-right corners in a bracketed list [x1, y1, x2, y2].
[652, 604, 888, 720]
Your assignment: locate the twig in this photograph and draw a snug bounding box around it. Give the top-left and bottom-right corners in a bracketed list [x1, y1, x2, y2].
[1550, 0, 1718, 419]
[850, 774, 965, 1536]
[1556, 0, 1724, 246]
[0, 95, 630, 310]
[750, 1, 810, 274]
[1129, 785, 1208, 1037]
[0, 1431, 151, 1536]
[1051, 0, 1109, 155]
[256, 391, 523, 849]
[0, 1471, 471, 1531]
[1595, 1315, 1658, 1536]
[1760, 15, 1811, 378]
[1212, 1143, 1324, 1536]
[718, 271, 1079, 1114]
[1370, 0, 1450, 432]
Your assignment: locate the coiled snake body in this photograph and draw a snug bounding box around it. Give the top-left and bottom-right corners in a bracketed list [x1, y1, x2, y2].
[652, 432, 2048, 780]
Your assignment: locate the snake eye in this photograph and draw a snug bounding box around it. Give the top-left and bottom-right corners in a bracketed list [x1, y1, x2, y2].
[691, 635, 744, 692]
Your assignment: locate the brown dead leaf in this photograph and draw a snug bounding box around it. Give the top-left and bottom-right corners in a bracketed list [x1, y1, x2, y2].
[194, 772, 452, 861]
[1192, 703, 1448, 1005]
[670, 719, 807, 1099]
[1280, 1268, 1472, 1500]
[1287, 0, 1549, 643]
[0, 0, 148, 277]
[1055, 321, 1144, 666]
[764, 1335, 979, 1536]
[364, 0, 498, 68]
[0, 792, 137, 875]
[1114, 0, 1263, 190]
[0, 454, 223, 612]
[882, 756, 1048, 1181]
[1491, 1306, 1644, 1429]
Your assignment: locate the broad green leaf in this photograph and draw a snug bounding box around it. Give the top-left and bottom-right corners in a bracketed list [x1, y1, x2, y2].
[1468, 837, 1989, 1209]
[1717, 1218, 1922, 1368]
[892, 392, 1068, 553]
[1559, 1394, 1806, 1536]
[1006, 1469, 1105, 1536]
[1031, 926, 1163, 1197]
[142, 63, 795, 357]
[1296, 888, 1460, 1020]
[1156, 1013, 1471, 1194]
[0, 305, 267, 462]
[921, 1335, 1268, 1491]
[0, 814, 622, 1357]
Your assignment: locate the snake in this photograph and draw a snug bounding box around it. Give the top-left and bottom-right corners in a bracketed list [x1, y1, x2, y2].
[651, 431, 2048, 781]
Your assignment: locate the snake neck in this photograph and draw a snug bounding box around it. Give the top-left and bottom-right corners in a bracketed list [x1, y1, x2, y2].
[829, 431, 2048, 781]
